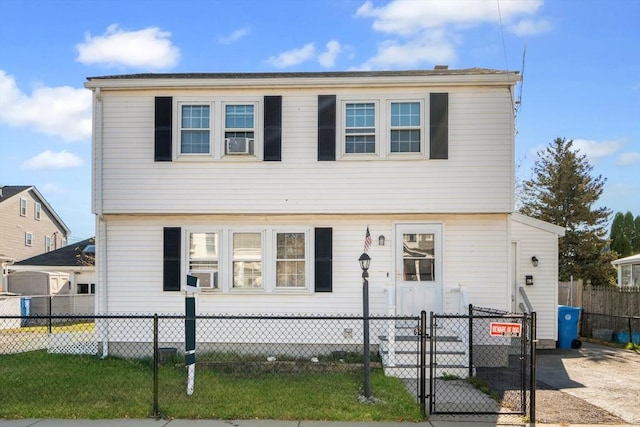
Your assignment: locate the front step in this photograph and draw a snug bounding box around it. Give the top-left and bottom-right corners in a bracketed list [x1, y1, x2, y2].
[379, 331, 471, 379]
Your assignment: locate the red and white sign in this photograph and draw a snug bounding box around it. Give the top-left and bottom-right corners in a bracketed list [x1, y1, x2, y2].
[490, 322, 522, 337]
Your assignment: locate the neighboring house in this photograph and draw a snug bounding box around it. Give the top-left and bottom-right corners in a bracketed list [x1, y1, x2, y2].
[0, 185, 70, 263]
[7, 238, 95, 315]
[611, 253, 640, 287]
[84, 68, 564, 348]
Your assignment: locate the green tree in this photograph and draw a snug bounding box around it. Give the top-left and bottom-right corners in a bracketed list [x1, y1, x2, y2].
[520, 137, 615, 285]
[611, 211, 640, 257]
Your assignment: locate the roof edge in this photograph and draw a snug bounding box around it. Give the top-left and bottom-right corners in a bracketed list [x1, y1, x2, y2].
[512, 213, 566, 236]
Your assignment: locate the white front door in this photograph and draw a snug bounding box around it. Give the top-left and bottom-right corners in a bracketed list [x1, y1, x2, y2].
[395, 224, 443, 316]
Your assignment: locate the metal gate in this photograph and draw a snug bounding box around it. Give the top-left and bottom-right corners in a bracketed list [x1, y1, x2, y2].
[428, 305, 536, 420]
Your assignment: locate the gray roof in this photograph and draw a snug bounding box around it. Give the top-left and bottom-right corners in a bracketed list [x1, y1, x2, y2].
[87, 68, 518, 81]
[0, 185, 32, 203]
[13, 237, 95, 267]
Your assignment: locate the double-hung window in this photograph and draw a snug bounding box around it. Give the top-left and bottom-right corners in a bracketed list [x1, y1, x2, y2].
[34, 202, 42, 220]
[224, 104, 255, 155]
[25, 232, 33, 246]
[45, 236, 52, 252]
[344, 102, 376, 154]
[180, 104, 211, 154]
[20, 198, 27, 216]
[275, 232, 306, 289]
[390, 101, 421, 153]
[188, 232, 219, 289]
[232, 232, 263, 288]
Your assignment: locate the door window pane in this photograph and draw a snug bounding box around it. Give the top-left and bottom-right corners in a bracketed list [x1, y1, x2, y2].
[402, 233, 435, 281]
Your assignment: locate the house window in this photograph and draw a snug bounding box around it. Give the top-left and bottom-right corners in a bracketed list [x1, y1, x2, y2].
[276, 232, 306, 288]
[25, 232, 33, 246]
[344, 102, 376, 154]
[78, 283, 95, 294]
[402, 233, 435, 281]
[20, 198, 27, 216]
[390, 102, 421, 153]
[188, 232, 219, 289]
[180, 104, 211, 154]
[224, 104, 255, 155]
[232, 232, 263, 289]
[45, 236, 52, 252]
[34, 202, 42, 220]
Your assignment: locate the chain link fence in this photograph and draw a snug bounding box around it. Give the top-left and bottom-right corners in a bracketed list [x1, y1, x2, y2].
[0, 312, 425, 418]
[581, 312, 640, 344]
[429, 305, 535, 422]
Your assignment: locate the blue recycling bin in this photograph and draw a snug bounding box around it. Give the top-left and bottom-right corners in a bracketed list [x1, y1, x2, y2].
[20, 297, 31, 327]
[558, 305, 582, 349]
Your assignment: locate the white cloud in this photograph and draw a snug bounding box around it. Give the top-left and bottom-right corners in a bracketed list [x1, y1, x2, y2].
[362, 30, 457, 69]
[356, 0, 542, 36]
[41, 182, 65, 195]
[22, 150, 83, 170]
[355, 0, 545, 69]
[76, 24, 180, 70]
[508, 18, 552, 36]
[573, 138, 626, 161]
[0, 70, 92, 141]
[218, 27, 250, 45]
[265, 43, 316, 68]
[318, 40, 342, 68]
[616, 152, 640, 167]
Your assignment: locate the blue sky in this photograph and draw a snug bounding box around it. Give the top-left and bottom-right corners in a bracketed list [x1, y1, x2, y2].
[1, 0, 638, 242]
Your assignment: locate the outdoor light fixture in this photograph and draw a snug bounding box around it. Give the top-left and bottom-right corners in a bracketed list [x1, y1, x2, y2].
[359, 252, 371, 273]
[378, 235, 385, 246]
[531, 256, 539, 267]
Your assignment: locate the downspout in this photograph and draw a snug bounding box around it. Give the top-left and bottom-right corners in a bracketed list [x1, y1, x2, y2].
[94, 86, 109, 358]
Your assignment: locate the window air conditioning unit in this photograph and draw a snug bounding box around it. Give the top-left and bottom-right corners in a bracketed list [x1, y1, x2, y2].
[225, 137, 253, 154]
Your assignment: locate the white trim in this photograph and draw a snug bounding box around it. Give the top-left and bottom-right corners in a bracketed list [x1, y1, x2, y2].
[511, 213, 565, 236]
[20, 198, 27, 216]
[85, 71, 522, 91]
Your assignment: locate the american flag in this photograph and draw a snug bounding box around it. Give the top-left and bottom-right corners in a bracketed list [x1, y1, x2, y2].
[364, 226, 372, 253]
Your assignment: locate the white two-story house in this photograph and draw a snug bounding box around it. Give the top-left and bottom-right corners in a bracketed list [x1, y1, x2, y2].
[85, 68, 563, 348]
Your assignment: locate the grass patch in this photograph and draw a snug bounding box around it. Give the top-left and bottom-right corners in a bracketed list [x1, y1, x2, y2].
[3, 322, 95, 334]
[0, 351, 422, 422]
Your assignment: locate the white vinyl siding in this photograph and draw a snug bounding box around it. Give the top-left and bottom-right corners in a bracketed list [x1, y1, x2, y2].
[96, 214, 512, 317]
[511, 218, 562, 343]
[98, 88, 514, 215]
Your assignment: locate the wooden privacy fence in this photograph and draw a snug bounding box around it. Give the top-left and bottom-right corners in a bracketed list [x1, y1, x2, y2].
[582, 285, 640, 317]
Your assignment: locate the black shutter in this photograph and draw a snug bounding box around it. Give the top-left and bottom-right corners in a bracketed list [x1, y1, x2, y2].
[314, 227, 333, 292]
[163, 227, 181, 291]
[430, 93, 448, 159]
[263, 95, 282, 161]
[317, 95, 336, 161]
[155, 97, 173, 161]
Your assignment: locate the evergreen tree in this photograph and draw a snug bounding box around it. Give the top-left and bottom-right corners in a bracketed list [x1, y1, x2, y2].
[520, 137, 614, 285]
[610, 211, 640, 256]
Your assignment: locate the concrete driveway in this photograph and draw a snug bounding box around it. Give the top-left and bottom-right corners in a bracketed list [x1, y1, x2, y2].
[536, 342, 640, 424]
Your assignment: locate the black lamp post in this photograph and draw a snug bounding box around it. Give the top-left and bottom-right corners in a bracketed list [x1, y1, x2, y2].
[358, 252, 371, 398]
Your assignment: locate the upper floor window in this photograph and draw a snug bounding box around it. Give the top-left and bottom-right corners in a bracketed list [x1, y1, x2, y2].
[224, 104, 255, 155]
[34, 202, 42, 220]
[344, 102, 376, 154]
[188, 232, 219, 289]
[390, 102, 422, 153]
[20, 198, 27, 216]
[180, 104, 211, 154]
[45, 235, 52, 252]
[25, 232, 33, 246]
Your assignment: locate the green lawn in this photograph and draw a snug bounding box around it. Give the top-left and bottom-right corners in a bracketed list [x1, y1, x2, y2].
[0, 351, 423, 421]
